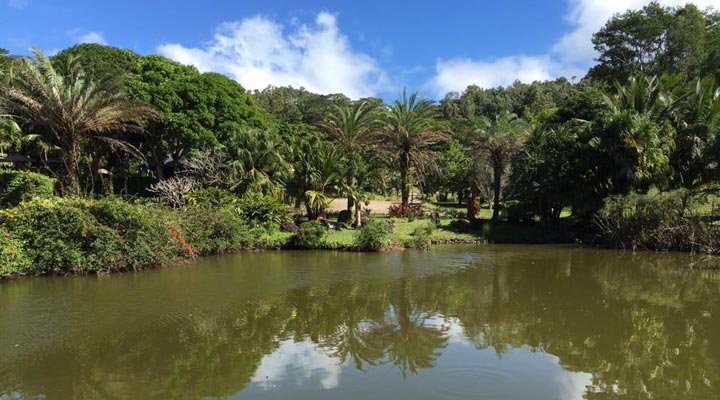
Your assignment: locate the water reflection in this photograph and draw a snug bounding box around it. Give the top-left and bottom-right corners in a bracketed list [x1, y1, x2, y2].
[0, 246, 718, 399]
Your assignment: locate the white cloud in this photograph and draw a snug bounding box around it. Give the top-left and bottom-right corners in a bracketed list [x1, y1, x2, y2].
[251, 340, 342, 390]
[7, 0, 28, 9]
[553, 0, 719, 65]
[158, 12, 388, 99]
[77, 32, 107, 45]
[428, 55, 584, 95]
[427, 0, 719, 96]
[68, 29, 108, 45]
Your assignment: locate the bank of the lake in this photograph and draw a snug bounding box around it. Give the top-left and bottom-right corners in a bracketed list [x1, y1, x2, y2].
[1, 245, 718, 399]
[0, 196, 579, 279]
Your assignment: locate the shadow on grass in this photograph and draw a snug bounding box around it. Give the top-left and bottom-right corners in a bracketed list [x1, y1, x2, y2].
[439, 219, 575, 244]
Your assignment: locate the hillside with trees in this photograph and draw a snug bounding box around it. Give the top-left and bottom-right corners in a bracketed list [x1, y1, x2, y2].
[1, 2, 720, 277]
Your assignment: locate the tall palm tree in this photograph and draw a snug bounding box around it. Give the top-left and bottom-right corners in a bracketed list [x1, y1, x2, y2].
[317, 100, 379, 212]
[471, 111, 529, 220]
[0, 47, 157, 195]
[376, 89, 447, 211]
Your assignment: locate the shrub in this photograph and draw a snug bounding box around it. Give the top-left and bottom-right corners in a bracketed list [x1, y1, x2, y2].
[0, 197, 186, 275]
[595, 189, 720, 253]
[237, 192, 289, 228]
[0, 170, 54, 207]
[412, 221, 435, 250]
[502, 201, 535, 223]
[180, 205, 261, 253]
[86, 197, 182, 265]
[186, 188, 238, 208]
[291, 221, 327, 249]
[0, 228, 30, 277]
[448, 219, 471, 232]
[355, 220, 388, 251]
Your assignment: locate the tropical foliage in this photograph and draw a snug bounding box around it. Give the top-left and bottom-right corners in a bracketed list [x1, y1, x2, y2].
[2, 2, 720, 276]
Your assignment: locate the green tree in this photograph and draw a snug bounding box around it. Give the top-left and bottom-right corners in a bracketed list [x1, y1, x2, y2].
[377, 89, 447, 211]
[253, 85, 351, 125]
[470, 111, 529, 220]
[589, 2, 719, 84]
[128, 56, 266, 180]
[317, 100, 379, 212]
[670, 77, 720, 188]
[224, 129, 290, 196]
[600, 73, 679, 191]
[54, 45, 267, 181]
[0, 48, 156, 195]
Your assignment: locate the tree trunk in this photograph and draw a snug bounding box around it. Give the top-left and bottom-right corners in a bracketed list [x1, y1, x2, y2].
[492, 161, 502, 221]
[467, 185, 480, 222]
[346, 175, 354, 212]
[354, 201, 362, 228]
[64, 137, 82, 196]
[151, 151, 166, 182]
[400, 153, 409, 213]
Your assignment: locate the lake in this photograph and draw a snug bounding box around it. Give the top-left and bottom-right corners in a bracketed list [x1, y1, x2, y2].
[1, 245, 719, 399]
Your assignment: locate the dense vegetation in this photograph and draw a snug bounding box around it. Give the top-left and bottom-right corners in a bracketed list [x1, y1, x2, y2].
[1, 2, 720, 277]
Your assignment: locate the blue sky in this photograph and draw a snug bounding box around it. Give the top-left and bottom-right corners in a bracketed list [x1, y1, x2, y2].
[2, 0, 718, 99]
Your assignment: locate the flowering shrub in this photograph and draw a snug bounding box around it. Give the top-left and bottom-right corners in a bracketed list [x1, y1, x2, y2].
[0, 197, 185, 276]
[388, 203, 425, 218]
[0, 195, 280, 277]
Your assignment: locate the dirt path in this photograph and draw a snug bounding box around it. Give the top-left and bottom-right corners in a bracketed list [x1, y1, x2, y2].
[329, 198, 395, 215]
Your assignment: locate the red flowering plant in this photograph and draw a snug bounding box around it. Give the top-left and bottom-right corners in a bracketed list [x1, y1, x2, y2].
[167, 226, 195, 258]
[388, 203, 425, 218]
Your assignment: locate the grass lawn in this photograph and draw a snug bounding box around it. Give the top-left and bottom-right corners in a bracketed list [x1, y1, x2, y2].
[271, 202, 575, 250]
[325, 217, 481, 247]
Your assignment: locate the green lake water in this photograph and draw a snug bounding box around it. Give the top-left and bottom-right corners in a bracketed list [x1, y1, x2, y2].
[1, 245, 719, 399]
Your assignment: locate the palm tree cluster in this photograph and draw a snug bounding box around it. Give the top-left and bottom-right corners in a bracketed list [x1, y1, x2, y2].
[2, 45, 720, 230]
[0, 48, 157, 195]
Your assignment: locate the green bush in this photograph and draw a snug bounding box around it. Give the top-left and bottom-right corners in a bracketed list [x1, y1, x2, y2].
[0, 228, 30, 277]
[0, 170, 54, 207]
[412, 222, 435, 250]
[180, 205, 261, 254]
[355, 220, 388, 251]
[291, 220, 327, 249]
[87, 197, 183, 265]
[237, 192, 289, 228]
[595, 189, 720, 252]
[502, 201, 535, 223]
[186, 188, 238, 208]
[0, 197, 187, 275]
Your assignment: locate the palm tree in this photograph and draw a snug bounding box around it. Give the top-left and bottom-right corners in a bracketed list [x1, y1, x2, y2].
[376, 89, 447, 211]
[225, 128, 290, 196]
[470, 111, 529, 220]
[0, 117, 20, 156]
[602, 73, 679, 191]
[671, 77, 720, 187]
[0, 47, 157, 195]
[317, 100, 378, 212]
